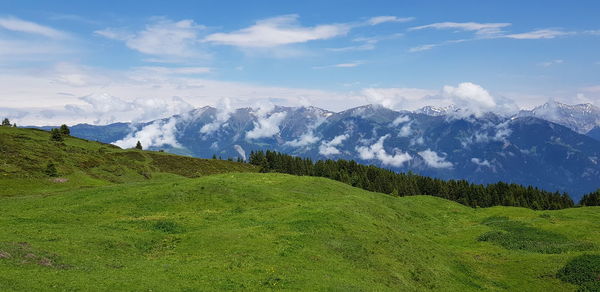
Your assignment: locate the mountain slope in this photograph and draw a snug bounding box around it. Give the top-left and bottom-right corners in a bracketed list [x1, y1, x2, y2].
[0, 126, 257, 196]
[588, 126, 600, 141]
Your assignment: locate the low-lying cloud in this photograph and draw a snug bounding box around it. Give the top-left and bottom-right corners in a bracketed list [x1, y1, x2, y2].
[356, 134, 412, 167]
[113, 117, 181, 149]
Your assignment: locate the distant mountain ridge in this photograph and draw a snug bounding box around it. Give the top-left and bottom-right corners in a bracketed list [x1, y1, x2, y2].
[517, 100, 600, 134]
[32, 102, 600, 200]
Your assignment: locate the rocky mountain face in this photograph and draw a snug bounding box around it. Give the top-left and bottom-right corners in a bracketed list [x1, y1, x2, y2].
[36, 103, 600, 200]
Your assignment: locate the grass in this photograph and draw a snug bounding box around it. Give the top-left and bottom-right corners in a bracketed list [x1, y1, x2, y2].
[478, 216, 594, 254]
[1, 127, 599, 290]
[0, 126, 257, 196]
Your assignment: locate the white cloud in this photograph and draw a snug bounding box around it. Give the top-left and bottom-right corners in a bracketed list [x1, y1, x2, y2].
[442, 82, 517, 117]
[505, 29, 570, 39]
[538, 59, 564, 67]
[367, 16, 414, 26]
[418, 149, 453, 169]
[319, 134, 349, 156]
[471, 158, 491, 167]
[200, 98, 233, 134]
[246, 111, 287, 139]
[96, 18, 207, 61]
[443, 82, 496, 108]
[392, 115, 410, 126]
[362, 87, 437, 109]
[68, 93, 194, 125]
[286, 132, 320, 147]
[204, 14, 350, 48]
[113, 117, 181, 149]
[409, 22, 511, 36]
[356, 134, 412, 167]
[234, 144, 246, 161]
[0, 16, 68, 39]
[398, 122, 413, 137]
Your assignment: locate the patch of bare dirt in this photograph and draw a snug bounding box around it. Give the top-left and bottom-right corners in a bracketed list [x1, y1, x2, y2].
[50, 178, 69, 183]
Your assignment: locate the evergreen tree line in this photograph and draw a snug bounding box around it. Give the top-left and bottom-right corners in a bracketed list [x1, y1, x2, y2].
[248, 150, 575, 210]
[580, 190, 600, 206]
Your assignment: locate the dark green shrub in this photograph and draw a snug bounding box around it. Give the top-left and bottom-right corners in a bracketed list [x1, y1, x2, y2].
[50, 128, 63, 142]
[478, 217, 593, 253]
[59, 124, 70, 136]
[44, 161, 58, 177]
[153, 220, 184, 234]
[557, 254, 600, 287]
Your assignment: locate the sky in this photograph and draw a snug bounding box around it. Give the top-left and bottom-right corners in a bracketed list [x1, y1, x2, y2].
[1, 0, 599, 125]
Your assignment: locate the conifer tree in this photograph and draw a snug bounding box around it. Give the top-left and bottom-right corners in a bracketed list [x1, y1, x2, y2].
[44, 161, 58, 177]
[1, 118, 10, 126]
[59, 124, 70, 135]
[135, 141, 143, 150]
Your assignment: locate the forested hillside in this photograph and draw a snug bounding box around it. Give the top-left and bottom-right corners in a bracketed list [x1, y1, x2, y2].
[249, 150, 575, 210]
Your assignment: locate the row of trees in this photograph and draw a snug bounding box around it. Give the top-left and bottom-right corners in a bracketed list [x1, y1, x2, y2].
[248, 150, 575, 210]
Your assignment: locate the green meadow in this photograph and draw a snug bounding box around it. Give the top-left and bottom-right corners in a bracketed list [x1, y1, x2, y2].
[1, 127, 599, 291]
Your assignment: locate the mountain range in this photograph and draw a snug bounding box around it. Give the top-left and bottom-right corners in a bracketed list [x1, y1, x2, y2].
[34, 101, 600, 200]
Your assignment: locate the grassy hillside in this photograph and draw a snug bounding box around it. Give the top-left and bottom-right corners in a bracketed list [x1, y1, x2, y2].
[1, 127, 599, 291]
[0, 126, 257, 196]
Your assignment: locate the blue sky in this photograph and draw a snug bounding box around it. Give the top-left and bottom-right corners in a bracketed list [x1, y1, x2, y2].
[1, 0, 599, 124]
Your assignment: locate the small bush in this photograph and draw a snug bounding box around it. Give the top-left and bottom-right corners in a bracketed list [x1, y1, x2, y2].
[153, 220, 184, 234]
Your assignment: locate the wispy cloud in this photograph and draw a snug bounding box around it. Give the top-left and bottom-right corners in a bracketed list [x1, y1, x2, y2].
[134, 66, 212, 75]
[204, 14, 350, 48]
[408, 39, 467, 52]
[366, 16, 414, 26]
[0, 16, 68, 39]
[328, 33, 403, 52]
[95, 17, 208, 62]
[504, 29, 571, 39]
[538, 59, 564, 67]
[409, 22, 511, 36]
[313, 61, 363, 69]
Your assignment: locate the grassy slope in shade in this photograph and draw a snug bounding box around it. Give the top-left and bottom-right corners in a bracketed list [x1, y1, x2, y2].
[0, 126, 258, 196]
[1, 127, 599, 290]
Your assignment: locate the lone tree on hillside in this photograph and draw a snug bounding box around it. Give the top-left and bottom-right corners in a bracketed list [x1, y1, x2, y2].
[50, 128, 63, 142]
[44, 161, 58, 177]
[59, 124, 70, 135]
[12, 123, 16, 127]
[135, 141, 143, 150]
[2, 118, 10, 126]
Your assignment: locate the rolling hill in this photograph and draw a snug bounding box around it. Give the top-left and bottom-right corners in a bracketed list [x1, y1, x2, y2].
[0, 127, 599, 291]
